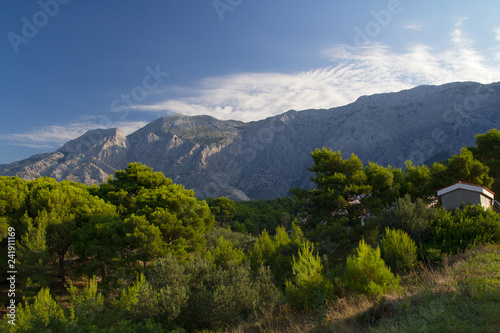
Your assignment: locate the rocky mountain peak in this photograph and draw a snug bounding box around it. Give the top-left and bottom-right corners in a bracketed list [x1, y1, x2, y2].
[58, 128, 127, 156]
[2, 81, 499, 200]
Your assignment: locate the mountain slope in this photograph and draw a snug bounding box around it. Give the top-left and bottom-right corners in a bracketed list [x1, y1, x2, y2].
[2, 81, 499, 200]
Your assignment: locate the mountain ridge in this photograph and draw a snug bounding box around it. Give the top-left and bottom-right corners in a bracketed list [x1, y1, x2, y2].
[2, 81, 499, 200]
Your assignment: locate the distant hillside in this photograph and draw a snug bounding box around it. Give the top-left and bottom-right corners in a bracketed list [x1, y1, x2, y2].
[1, 81, 499, 200]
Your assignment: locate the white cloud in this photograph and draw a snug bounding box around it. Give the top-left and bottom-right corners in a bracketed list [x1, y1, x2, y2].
[404, 24, 423, 31]
[129, 22, 500, 122]
[495, 27, 500, 42]
[0, 120, 148, 150]
[4, 20, 500, 153]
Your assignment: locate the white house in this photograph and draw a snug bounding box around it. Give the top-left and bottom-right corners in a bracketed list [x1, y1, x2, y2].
[437, 181, 495, 211]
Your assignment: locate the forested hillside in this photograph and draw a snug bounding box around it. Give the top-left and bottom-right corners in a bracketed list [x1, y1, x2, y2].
[1, 129, 500, 332]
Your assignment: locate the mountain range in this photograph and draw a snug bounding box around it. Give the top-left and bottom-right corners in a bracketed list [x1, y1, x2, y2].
[1, 81, 499, 200]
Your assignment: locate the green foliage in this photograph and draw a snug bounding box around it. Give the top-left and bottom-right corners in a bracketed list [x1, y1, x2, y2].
[2, 129, 500, 331]
[112, 273, 148, 315]
[251, 224, 305, 287]
[96, 163, 214, 259]
[205, 226, 256, 254]
[292, 148, 398, 261]
[345, 239, 400, 297]
[372, 245, 500, 333]
[183, 259, 280, 330]
[402, 161, 432, 200]
[470, 128, 500, 195]
[122, 255, 281, 331]
[426, 205, 500, 257]
[285, 241, 334, 310]
[123, 214, 164, 267]
[428, 161, 449, 194]
[66, 276, 105, 329]
[112, 257, 189, 329]
[0, 176, 28, 219]
[0, 216, 7, 243]
[232, 196, 302, 235]
[380, 228, 418, 273]
[16, 215, 51, 296]
[404, 148, 493, 200]
[5, 177, 118, 284]
[93, 162, 173, 216]
[364, 162, 400, 210]
[73, 214, 127, 279]
[207, 196, 237, 227]
[204, 236, 246, 269]
[104, 319, 166, 333]
[9, 288, 67, 332]
[378, 194, 438, 242]
[446, 148, 493, 188]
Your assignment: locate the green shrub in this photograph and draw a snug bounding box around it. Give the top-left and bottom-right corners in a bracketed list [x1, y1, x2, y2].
[379, 194, 438, 242]
[204, 236, 246, 269]
[205, 226, 256, 253]
[345, 239, 400, 297]
[429, 205, 500, 255]
[380, 228, 418, 273]
[285, 240, 334, 310]
[138, 256, 190, 324]
[8, 288, 67, 332]
[67, 276, 105, 328]
[251, 224, 305, 288]
[16, 214, 51, 298]
[182, 259, 280, 330]
[119, 255, 280, 331]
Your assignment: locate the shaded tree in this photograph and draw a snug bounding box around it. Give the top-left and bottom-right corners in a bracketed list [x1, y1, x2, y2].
[207, 196, 237, 227]
[292, 149, 389, 259]
[470, 128, 500, 194]
[95, 163, 214, 259]
[446, 148, 493, 188]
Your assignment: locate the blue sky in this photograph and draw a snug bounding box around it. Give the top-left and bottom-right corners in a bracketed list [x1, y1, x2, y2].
[1, 0, 500, 164]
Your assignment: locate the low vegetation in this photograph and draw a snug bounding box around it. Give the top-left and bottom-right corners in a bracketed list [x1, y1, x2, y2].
[1, 129, 499, 332]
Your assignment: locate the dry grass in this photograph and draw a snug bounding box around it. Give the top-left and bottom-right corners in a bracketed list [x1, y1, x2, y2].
[228, 245, 500, 333]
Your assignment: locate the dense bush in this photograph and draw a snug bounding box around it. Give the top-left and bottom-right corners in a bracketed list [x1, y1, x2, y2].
[6, 288, 67, 333]
[378, 194, 438, 242]
[122, 255, 281, 331]
[344, 239, 400, 297]
[427, 205, 500, 256]
[233, 197, 302, 234]
[250, 224, 305, 288]
[380, 227, 418, 273]
[285, 241, 334, 310]
[204, 235, 246, 269]
[205, 226, 256, 253]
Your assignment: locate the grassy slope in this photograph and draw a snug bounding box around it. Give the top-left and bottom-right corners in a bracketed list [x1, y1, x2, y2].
[231, 244, 500, 333]
[370, 244, 500, 333]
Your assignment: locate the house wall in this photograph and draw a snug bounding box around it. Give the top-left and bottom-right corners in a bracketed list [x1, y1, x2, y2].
[480, 194, 493, 209]
[441, 189, 491, 210]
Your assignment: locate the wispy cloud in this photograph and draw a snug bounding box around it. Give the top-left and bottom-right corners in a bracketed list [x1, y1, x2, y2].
[3, 20, 500, 152]
[0, 120, 148, 150]
[495, 27, 500, 42]
[129, 21, 500, 122]
[404, 24, 423, 31]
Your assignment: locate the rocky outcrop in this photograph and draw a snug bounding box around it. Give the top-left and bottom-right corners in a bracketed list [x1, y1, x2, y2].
[2, 81, 499, 200]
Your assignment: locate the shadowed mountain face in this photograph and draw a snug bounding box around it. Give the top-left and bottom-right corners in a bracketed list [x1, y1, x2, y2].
[2, 81, 500, 200]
